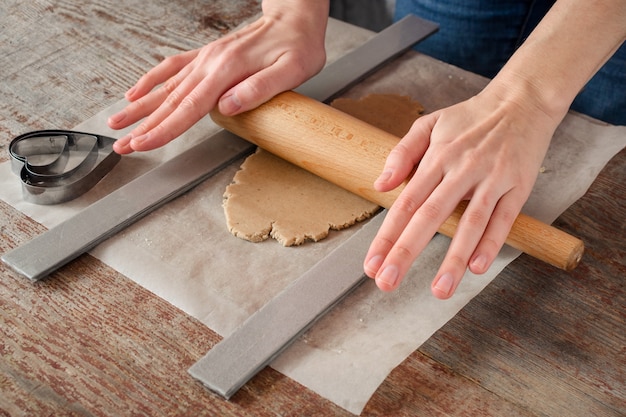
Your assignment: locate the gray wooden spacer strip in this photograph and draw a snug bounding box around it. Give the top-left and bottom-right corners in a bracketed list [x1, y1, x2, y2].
[1, 131, 254, 281]
[188, 213, 384, 399]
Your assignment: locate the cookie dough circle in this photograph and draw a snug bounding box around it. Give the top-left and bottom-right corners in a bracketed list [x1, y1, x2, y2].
[223, 93, 424, 246]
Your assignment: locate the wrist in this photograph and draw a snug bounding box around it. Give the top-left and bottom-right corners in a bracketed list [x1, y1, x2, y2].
[485, 0, 626, 124]
[262, 0, 329, 30]
[261, 0, 329, 53]
[484, 68, 570, 126]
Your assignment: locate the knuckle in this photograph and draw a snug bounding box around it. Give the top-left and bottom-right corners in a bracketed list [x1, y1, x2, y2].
[129, 97, 148, 114]
[388, 142, 411, 161]
[149, 123, 173, 144]
[242, 76, 271, 100]
[134, 121, 150, 136]
[495, 204, 518, 227]
[373, 235, 394, 249]
[480, 236, 502, 254]
[162, 77, 179, 95]
[463, 208, 489, 228]
[391, 195, 421, 216]
[464, 148, 482, 167]
[391, 244, 416, 261]
[418, 200, 444, 222]
[178, 91, 204, 118]
[446, 253, 469, 271]
[210, 47, 241, 73]
[164, 89, 183, 109]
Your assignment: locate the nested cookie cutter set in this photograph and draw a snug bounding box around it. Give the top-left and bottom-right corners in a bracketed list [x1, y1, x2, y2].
[8, 130, 120, 204]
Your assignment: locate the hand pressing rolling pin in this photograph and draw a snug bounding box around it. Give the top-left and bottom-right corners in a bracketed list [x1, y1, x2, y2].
[108, 0, 626, 299]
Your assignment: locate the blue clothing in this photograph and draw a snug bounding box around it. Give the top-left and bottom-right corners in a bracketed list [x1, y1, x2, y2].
[395, 0, 625, 125]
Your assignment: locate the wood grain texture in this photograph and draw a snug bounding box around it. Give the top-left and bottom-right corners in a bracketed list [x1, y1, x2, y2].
[1, 1, 624, 416]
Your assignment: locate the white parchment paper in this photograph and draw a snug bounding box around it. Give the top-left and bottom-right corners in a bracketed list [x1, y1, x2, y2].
[1, 19, 624, 415]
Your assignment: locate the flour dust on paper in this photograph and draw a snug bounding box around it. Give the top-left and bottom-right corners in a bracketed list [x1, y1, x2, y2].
[223, 94, 425, 246]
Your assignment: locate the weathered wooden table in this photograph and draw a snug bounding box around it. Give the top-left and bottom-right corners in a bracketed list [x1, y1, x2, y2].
[1, 1, 624, 415]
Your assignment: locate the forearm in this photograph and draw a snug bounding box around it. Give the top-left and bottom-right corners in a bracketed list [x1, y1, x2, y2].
[487, 0, 626, 122]
[262, 0, 330, 39]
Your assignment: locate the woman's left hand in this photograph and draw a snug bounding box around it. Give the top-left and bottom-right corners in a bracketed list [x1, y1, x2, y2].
[363, 84, 559, 299]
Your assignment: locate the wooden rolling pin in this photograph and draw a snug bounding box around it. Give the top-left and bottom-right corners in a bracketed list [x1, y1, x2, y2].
[211, 91, 584, 271]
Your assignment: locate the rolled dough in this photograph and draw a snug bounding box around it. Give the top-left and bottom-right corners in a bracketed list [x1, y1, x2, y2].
[223, 94, 424, 246]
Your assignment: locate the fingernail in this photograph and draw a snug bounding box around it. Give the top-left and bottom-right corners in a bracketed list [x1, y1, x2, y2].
[113, 142, 131, 154]
[434, 273, 454, 296]
[219, 91, 242, 114]
[116, 133, 133, 145]
[125, 86, 137, 99]
[113, 135, 132, 154]
[374, 170, 393, 185]
[108, 111, 126, 125]
[471, 254, 487, 271]
[130, 133, 148, 148]
[377, 265, 399, 288]
[365, 255, 383, 274]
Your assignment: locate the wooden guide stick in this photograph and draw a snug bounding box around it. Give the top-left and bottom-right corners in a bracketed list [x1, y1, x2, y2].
[211, 91, 584, 271]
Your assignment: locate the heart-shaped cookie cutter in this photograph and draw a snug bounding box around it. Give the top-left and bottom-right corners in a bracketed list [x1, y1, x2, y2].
[9, 130, 121, 204]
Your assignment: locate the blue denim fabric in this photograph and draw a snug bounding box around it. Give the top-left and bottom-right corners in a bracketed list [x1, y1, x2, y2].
[395, 0, 625, 124]
[571, 44, 625, 124]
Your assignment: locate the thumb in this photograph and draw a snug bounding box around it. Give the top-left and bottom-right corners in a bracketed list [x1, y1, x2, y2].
[374, 112, 436, 192]
[218, 55, 323, 116]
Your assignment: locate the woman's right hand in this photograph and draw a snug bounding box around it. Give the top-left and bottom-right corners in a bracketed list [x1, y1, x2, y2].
[108, 0, 329, 154]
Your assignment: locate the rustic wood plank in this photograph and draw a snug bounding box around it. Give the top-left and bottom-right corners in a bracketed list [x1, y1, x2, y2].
[0, 199, 352, 416]
[414, 149, 626, 417]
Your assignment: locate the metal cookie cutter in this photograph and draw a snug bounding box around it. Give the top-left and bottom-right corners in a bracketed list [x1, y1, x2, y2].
[9, 130, 120, 204]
